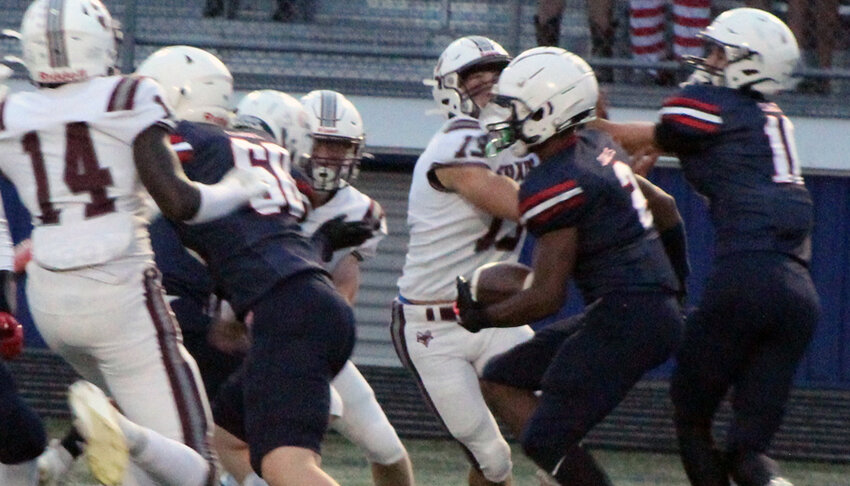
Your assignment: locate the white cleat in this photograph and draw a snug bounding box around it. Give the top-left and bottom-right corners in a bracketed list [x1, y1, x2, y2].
[36, 439, 74, 485]
[768, 478, 794, 486]
[536, 469, 561, 486]
[67, 381, 129, 486]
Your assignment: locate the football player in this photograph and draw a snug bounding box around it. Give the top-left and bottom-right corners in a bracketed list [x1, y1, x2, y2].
[0, 1, 269, 485]
[453, 46, 684, 486]
[0, 177, 48, 486]
[592, 9, 819, 486]
[212, 89, 415, 486]
[392, 35, 538, 486]
[136, 46, 375, 486]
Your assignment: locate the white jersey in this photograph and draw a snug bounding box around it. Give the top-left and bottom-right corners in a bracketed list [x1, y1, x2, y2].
[397, 116, 538, 301]
[299, 183, 388, 271]
[0, 75, 174, 270]
[0, 197, 13, 271]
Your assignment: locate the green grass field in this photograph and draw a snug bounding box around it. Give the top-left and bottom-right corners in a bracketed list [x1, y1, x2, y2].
[47, 418, 850, 485]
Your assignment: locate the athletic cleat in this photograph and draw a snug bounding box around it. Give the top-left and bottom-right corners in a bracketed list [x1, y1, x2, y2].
[37, 439, 74, 485]
[67, 381, 130, 486]
[768, 478, 793, 486]
[536, 469, 560, 486]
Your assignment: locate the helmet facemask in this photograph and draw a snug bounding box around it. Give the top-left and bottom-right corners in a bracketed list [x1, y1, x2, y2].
[304, 137, 363, 192]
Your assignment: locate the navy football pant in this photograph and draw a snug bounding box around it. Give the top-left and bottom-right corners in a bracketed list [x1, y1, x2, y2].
[670, 252, 819, 486]
[212, 270, 355, 472]
[0, 361, 47, 464]
[484, 292, 683, 484]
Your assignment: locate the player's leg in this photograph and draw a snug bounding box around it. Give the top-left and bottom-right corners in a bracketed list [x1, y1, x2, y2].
[480, 315, 584, 438]
[245, 272, 354, 486]
[0, 361, 46, 486]
[391, 301, 511, 486]
[330, 361, 414, 486]
[523, 293, 681, 485]
[27, 265, 217, 486]
[724, 256, 819, 486]
[670, 258, 757, 486]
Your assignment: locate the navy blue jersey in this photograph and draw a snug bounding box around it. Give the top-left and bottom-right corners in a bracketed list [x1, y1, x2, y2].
[654, 84, 813, 262]
[170, 121, 323, 315]
[519, 129, 679, 301]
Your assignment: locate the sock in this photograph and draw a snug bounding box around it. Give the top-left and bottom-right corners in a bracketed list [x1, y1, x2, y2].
[115, 414, 212, 486]
[0, 459, 38, 486]
[242, 472, 269, 486]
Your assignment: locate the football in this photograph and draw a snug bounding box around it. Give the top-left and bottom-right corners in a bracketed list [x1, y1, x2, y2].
[469, 261, 533, 305]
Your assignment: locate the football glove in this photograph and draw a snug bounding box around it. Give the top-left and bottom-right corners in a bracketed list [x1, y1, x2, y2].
[454, 276, 494, 333]
[0, 312, 23, 360]
[312, 214, 376, 262]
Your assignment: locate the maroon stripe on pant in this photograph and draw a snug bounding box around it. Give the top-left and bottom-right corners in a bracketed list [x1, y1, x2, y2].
[142, 267, 217, 484]
[390, 301, 484, 473]
[0, 100, 6, 131]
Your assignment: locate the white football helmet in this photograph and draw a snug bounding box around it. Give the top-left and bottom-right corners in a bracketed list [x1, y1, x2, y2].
[688, 8, 800, 94]
[299, 90, 365, 191]
[20, 0, 120, 84]
[234, 90, 310, 161]
[136, 46, 233, 126]
[482, 47, 598, 155]
[427, 36, 511, 119]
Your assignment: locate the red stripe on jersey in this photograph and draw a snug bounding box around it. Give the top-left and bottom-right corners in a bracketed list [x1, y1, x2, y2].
[663, 96, 720, 114]
[663, 114, 721, 133]
[170, 134, 184, 145]
[632, 41, 667, 55]
[106, 77, 130, 112]
[176, 149, 194, 163]
[527, 193, 586, 227]
[673, 15, 710, 28]
[674, 36, 706, 47]
[674, 0, 710, 7]
[630, 6, 665, 17]
[519, 179, 578, 214]
[444, 119, 480, 133]
[631, 25, 665, 36]
[0, 100, 6, 131]
[123, 78, 141, 111]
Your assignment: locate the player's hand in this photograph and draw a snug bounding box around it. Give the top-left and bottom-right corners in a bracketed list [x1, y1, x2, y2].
[630, 145, 662, 177]
[220, 166, 271, 200]
[0, 312, 23, 360]
[312, 215, 375, 262]
[454, 276, 493, 333]
[13, 239, 32, 274]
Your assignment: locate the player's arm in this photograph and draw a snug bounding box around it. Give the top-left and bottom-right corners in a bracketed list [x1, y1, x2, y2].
[435, 165, 520, 221]
[134, 125, 202, 221]
[456, 227, 577, 330]
[635, 175, 690, 295]
[590, 118, 659, 156]
[330, 254, 361, 304]
[134, 125, 268, 223]
[487, 227, 576, 325]
[0, 199, 22, 360]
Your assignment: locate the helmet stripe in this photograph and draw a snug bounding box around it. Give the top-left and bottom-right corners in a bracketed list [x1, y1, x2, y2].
[468, 36, 495, 55]
[319, 90, 337, 128]
[46, 0, 69, 68]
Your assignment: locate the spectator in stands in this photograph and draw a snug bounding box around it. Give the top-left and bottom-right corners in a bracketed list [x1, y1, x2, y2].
[203, 0, 238, 19]
[535, 0, 616, 82]
[629, 0, 712, 84]
[746, 0, 839, 93]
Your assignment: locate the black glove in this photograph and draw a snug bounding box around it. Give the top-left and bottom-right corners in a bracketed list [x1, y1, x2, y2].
[312, 214, 376, 262]
[454, 276, 494, 333]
